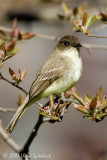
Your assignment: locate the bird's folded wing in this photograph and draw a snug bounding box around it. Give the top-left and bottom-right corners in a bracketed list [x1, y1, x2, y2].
[29, 55, 66, 99]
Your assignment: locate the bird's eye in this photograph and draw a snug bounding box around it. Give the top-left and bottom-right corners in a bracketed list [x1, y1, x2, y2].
[63, 41, 70, 46]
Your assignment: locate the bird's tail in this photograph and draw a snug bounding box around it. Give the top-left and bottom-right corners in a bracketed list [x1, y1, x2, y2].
[6, 95, 29, 133]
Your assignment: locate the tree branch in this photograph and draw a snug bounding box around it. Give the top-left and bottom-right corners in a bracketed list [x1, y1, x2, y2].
[0, 120, 22, 153]
[19, 96, 60, 159]
[0, 93, 79, 160]
[89, 24, 106, 33]
[0, 25, 58, 41]
[0, 25, 107, 50]
[0, 72, 28, 95]
[36, 33, 58, 41]
[0, 120, 30, 160]
[19, 114, 43, 159]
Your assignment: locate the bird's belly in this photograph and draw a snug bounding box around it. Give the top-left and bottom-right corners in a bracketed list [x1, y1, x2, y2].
[41, 71, 81, 97]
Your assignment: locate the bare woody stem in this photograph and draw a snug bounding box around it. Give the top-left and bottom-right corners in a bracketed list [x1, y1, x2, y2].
[19, 96, 60, 159]
[82, 43, 107, 50]
[0, 25, 58, 41]
[88, 34, 107, 38]
[0, 107, 17, 113]
[19, 114, 43, 159]
[0, 93, 79, 159]
[0, 120, 22, 153]
[0, 72, 28, 95]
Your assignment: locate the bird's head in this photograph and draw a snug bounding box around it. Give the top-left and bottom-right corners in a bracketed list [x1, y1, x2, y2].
[56, 35, 82, 51]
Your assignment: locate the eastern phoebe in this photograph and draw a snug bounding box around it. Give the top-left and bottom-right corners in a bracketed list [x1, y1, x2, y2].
[6, 35, 82, 133]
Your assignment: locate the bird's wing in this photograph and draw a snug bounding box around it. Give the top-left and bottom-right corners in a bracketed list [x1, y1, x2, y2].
[29, 54, 67, 99]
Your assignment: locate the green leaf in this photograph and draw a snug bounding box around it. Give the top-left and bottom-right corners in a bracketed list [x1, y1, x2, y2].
[0, 61, 3, 68]
[89, 87, 102, 110]
[95, 113, 107, 119]
[5, 47, 19, 60]
[83, 114, 92, 119]
[72, 92, 85, 105]
[62, 2, 71, 16]
[85, 14, 95, 29]
[85, 94, 92, 103]
[100, 99, 107, 110]
[100, 12, 107, 22]
[40, 111, 59, 120]
[59, 102, 70, 109]
[73, 26, 81, 31]
[95, 15, 102, 21]
[0, 40, 5, 51]
[75, 105, 89, 114]
[96, 87, 102, 102]
[40, 111, 48, 117]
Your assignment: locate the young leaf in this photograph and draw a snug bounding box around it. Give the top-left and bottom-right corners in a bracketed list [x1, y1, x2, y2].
[100, 99, 107, 110]
[20, 32, 36, 40]
[9, 67, 15, 77]
[59, 102, 70, 109]
[20, 70, 27, 80]
[5, 47, 19, 60]
[61, 2, 72, 16]
[89, 95, 97, 110]
[0, 29, 7, 36]
[85, 14, 95, 29]
[85, 94, 92, 103]
[74, 104, 88, 114]
[17, 93, 23, 106]
[0, 61, 3, 68]
[100, 12, 107, 22]
[95, 113, 107, 120]
[6, 41, 16, 53]
[0, 40, 5, 52]
[72, 92, 85, 105]
[82, 11, 88, 26]
[96, 87, 102, 102]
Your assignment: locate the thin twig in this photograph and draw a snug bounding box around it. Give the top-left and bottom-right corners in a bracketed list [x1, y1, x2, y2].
[0, 120, 29, 160]
[0, 25, 107, 50]
[88, 34, 107, 38]
[60, 97, 80, 104]
[0, 25, 58, 41]
[0, 107, 17, 113]
[89, 24, 106, 33]
[0, 73, 28, 95]
[0, 120, 22, 153]
[36, 33, 58, 41]
[82, 43, 107, 50]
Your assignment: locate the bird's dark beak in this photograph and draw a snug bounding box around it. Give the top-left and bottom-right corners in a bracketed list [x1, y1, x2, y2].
[77, 43, 82, 47]
[73, 43, 82, 48]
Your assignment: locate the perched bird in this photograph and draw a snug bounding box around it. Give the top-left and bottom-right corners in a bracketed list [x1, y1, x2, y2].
[6, 35, 82, 133]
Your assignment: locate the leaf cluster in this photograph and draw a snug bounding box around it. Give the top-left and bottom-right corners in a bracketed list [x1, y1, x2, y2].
[58, 2, 107, 35]
[72, 87, 107, 122]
